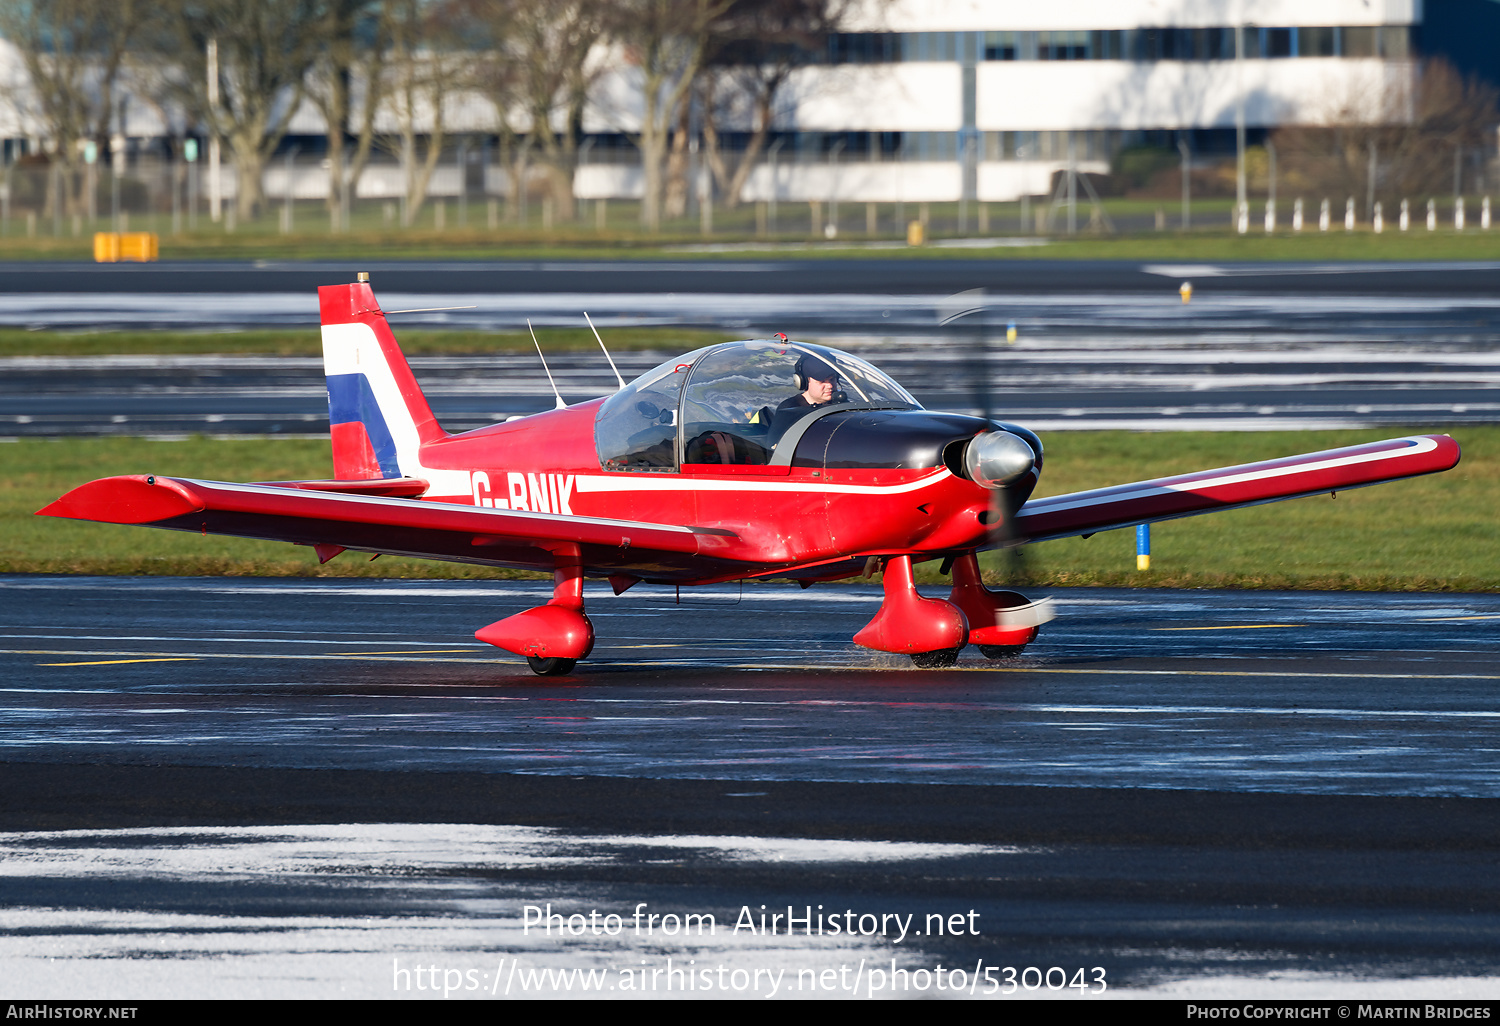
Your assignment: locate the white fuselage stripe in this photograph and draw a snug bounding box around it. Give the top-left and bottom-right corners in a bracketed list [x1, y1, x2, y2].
[572, 469, 952, 495]
[176, 479, 699, 534]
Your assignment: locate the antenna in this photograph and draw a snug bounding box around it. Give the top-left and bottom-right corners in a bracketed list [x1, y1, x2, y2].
[585, 311, 626, 390]
[528, 319, 567, 410]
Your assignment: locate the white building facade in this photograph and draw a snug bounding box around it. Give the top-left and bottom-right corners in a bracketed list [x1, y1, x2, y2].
[0, 0, 1458, 207]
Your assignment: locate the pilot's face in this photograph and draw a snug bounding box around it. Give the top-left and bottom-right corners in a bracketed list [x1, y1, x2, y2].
[805, 375, 835, 404]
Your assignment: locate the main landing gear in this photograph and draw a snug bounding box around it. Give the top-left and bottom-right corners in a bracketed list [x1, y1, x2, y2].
[948, 552, 1045, 660]
[852, 553, 1048, 668]
[475, 555, 594, 676]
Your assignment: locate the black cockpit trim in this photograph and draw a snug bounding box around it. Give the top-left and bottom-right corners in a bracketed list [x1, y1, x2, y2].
[768, 403, 913, 466]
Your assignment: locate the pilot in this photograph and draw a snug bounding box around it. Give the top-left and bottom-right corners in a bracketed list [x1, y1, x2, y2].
[769, 354, 843, 440]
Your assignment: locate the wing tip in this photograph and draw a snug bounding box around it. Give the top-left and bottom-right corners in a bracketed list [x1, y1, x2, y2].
[37, 475, 204, 525]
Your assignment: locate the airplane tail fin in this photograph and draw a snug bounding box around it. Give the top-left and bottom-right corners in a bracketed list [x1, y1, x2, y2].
[318, 280, 447, 480]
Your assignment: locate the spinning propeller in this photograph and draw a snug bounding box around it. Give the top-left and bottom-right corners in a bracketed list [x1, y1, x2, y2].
[936, 289, 1037, 555]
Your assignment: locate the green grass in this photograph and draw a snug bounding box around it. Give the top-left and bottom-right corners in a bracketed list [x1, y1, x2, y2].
[4, 428, 1493, 589]
[0, 326, 735, 359]
[992, 231, 1500, 263]
[968, 427, 1497, 591]
[4, 196, 1500, 263]
[2, 436, 533, 579]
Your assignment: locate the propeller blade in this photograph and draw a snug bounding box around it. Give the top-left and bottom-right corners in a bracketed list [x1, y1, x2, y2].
[941, 290, 1039, 582]
[937, 288, 991, 424]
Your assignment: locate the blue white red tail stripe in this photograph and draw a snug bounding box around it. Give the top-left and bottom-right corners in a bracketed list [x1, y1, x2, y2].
[318, 282, 467, 495]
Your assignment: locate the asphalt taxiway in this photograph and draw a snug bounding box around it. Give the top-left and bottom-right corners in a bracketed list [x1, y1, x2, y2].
[6, 291, 1498, 434]
[2, 576, 1499, 997]
[5, 258, 1499, 436]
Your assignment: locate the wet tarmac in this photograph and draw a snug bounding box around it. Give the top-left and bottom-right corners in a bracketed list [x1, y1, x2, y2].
[4, 258, 1497, 435]
[1, 257, 1496, 996]
[5, 286, 1498, 434]
[2, 576, 1500, 997]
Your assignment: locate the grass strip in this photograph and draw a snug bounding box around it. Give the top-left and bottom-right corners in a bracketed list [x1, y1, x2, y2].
[0, 326, 734, 360]
[3, 428, 1492, 590]
[2, 224, 1500, 263]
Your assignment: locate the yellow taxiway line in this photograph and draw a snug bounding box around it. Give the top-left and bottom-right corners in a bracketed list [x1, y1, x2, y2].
[36, 657, 200, 667]
[1154, 624, 1304, 631]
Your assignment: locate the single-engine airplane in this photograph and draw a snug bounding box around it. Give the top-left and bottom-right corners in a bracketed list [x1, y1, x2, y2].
[40, 276, 1461, 674]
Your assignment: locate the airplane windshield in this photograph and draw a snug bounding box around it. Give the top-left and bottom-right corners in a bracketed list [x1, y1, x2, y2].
[595, 346, 713, 471]
[680, 341, 918, 465]
[596, 341, 919, 470]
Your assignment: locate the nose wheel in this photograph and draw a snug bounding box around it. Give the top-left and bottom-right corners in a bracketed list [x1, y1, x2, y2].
[526, 656, 578, 676]
[949, 552, 1050, 658]
[910, 648, 962, 668]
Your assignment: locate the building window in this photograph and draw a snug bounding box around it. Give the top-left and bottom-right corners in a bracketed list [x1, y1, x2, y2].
[1299, 26, 1336, 56]
[984, 30, 1018, 60]
[1342, 26, 1377, 57]
[1038, 30, 1089, 59]
[818, 25, 1415, 64]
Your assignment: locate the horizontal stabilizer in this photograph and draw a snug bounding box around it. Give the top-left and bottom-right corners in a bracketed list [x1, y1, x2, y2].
[255, 477, 430, 497]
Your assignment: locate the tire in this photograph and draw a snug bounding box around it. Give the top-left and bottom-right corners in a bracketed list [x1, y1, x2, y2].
[527, 656, 577, 676]
[910, 647, 961, 669]
[978, 644, 1027, 659]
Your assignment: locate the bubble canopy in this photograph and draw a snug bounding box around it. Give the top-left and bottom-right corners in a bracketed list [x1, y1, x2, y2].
[595, 341, 921, 470]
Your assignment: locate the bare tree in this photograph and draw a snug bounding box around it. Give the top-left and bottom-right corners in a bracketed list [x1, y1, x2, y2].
[382, 0, 471, 225]
[306, 0, 391, 231]
[605, 0, 732, 230]
[0, 0, 145, 217]
[471, 0, 603, 224]
[662, 82, 692, 217]
[161, 0, 326, 220]
[1272, 59, 1499, 205]
[514, 2, 605, 222]
[700, 0, 849, 210]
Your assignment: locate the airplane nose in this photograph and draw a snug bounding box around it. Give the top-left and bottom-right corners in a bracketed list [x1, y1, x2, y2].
[963, 430, 1036, 489]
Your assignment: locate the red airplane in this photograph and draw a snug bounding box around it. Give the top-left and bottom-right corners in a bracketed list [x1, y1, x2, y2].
[40, 276, 1461, 674]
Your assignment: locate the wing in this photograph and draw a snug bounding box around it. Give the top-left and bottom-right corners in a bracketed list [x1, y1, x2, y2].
[37, 475, 747, 579]
[1013, 434, 1460, 544]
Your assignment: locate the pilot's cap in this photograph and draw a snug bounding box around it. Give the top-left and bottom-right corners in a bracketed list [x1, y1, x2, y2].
[796, 354, 839, 383]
